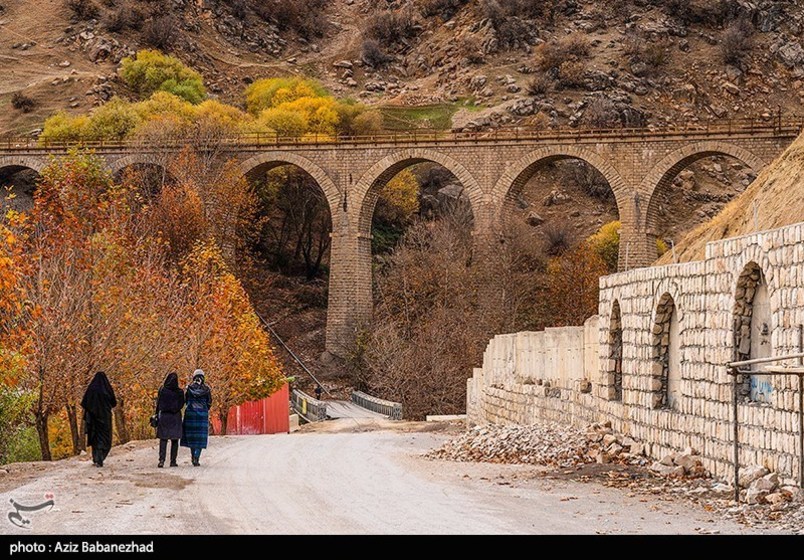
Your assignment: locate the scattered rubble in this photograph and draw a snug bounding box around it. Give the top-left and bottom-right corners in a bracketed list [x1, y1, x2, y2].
[430, 421, 804, 531]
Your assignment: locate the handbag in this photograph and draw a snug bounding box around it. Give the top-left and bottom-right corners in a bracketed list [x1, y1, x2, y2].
[149, 389, 160, 428]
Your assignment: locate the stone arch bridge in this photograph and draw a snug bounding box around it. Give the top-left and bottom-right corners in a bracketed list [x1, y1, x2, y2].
[1, 120, 799, 355]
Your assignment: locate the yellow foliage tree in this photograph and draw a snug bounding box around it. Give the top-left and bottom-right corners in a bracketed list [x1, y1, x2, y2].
[277, 96, 340, 135]
[588, 220, 669, 272]
[85, 98, 143, 141]
[377, 169, 420, 224]
[244, 77, 328, 115]
[546, 242, 609, 327]
[256, 107, 309, 138]
[39, 113, 91, 144]
[587, 220, 620, 273]
[41, 67, 383, 143]
[136, 91, 197, 123]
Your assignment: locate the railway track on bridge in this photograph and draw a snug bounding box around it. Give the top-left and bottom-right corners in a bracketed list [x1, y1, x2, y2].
[1, 115, 802, 153]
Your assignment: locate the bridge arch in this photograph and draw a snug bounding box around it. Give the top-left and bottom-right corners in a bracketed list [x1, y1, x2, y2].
[0, 156, 46, 212]
[352, 148, 485, 236]
[0, 156, 46, 175]
[108, 153, 170, 177]
[642, 141, 766, 238]
[490, 145, 630, 223]
[239, 152, 342, 220]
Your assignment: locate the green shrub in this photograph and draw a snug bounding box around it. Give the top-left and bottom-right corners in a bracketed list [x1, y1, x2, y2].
[4, 426, 41, 464]
[0, 386, 38, 464]
[119, 50, 206, 104]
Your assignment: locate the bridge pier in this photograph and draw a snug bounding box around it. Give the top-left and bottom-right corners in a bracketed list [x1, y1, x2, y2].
[324, 230, 374, 358]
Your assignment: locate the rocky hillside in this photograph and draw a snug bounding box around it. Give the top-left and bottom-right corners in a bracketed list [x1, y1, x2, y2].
[2, 0, 804, 137]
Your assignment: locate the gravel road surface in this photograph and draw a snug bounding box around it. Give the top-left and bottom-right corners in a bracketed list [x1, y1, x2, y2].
[0, 422, 764, 534]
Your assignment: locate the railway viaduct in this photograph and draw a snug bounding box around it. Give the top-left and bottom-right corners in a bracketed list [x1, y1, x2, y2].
[0, 120, 799, 355]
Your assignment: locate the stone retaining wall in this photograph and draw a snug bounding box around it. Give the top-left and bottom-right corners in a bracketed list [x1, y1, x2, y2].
[468, 221, 804, 482]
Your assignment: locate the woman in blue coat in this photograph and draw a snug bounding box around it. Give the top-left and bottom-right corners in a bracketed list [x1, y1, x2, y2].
[156, 372, 184, 468]
[181, 369, 212, 466]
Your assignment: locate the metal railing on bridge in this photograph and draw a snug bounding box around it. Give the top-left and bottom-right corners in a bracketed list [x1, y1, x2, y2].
[351, 390, 403, 420]
[3, 114, 803, 152]
[290, 389, 328, 423]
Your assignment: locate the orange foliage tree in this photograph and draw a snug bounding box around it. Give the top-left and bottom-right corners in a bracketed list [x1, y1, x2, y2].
[545, 242, 608, 327]
[5, 151, 284, 460]
[179, 242, 284, 433]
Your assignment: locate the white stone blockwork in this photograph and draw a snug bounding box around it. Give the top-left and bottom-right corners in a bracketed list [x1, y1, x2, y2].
[467, 222, 804, 481]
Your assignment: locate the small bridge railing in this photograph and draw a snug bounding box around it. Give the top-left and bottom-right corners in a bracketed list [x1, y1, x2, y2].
[2, 115, 803, 151]
[351, 390, 403, 420]
[290, 389, 328, 423]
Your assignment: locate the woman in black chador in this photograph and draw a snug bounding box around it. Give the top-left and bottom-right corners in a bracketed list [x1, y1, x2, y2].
[156, 372, 184, 468]
[81, 372, 117, 467]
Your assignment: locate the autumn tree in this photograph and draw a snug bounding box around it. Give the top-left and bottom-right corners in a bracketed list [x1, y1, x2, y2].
[354, 207, 540, 419]
[119, 50, 207, 103]
[179, 242, 284, 433]
[545, 242, 609, 327]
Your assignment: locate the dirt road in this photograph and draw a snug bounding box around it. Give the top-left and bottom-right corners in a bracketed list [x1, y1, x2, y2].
[0, 423, 765, 534]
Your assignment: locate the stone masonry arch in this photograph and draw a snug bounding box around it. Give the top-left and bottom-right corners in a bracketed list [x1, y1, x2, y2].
[352, 148, 486, 237]
[338, 148, 485, 357]
[0, 156, 46, 174]
[650, 290, 681, 410]
[730, 248, 776, 404]
[642, 141, 766, 242]
[238, 152, 344, 355]
[490, 145, 630, 216]
[606, 299, 624, 402]
[490, 145, 632, 268]
[107, 153, 169, 177]
[0, 156, 46, 213]
[239, 152, 342, 223]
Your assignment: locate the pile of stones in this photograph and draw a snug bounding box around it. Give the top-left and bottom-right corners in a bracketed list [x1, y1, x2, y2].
[427, 422, 591, 469]
[428, 421, 655, 469]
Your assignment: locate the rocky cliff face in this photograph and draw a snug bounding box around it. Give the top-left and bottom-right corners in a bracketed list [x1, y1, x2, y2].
[3, 0, 804, 136]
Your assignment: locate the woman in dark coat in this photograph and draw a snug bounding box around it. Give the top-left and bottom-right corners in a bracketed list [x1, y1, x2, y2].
[181, 369, 212, 466]
[81, 372, 117, 467]
[156, 372, 184, 468]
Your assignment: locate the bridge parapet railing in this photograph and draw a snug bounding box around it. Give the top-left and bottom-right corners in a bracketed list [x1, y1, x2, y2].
[351, 390, 403, 420]
[291, 389, 328, 423]
[2, 115, 803, 152]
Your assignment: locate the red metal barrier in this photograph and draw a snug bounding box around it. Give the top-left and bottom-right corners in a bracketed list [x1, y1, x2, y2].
[210, 384, 290, 435]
